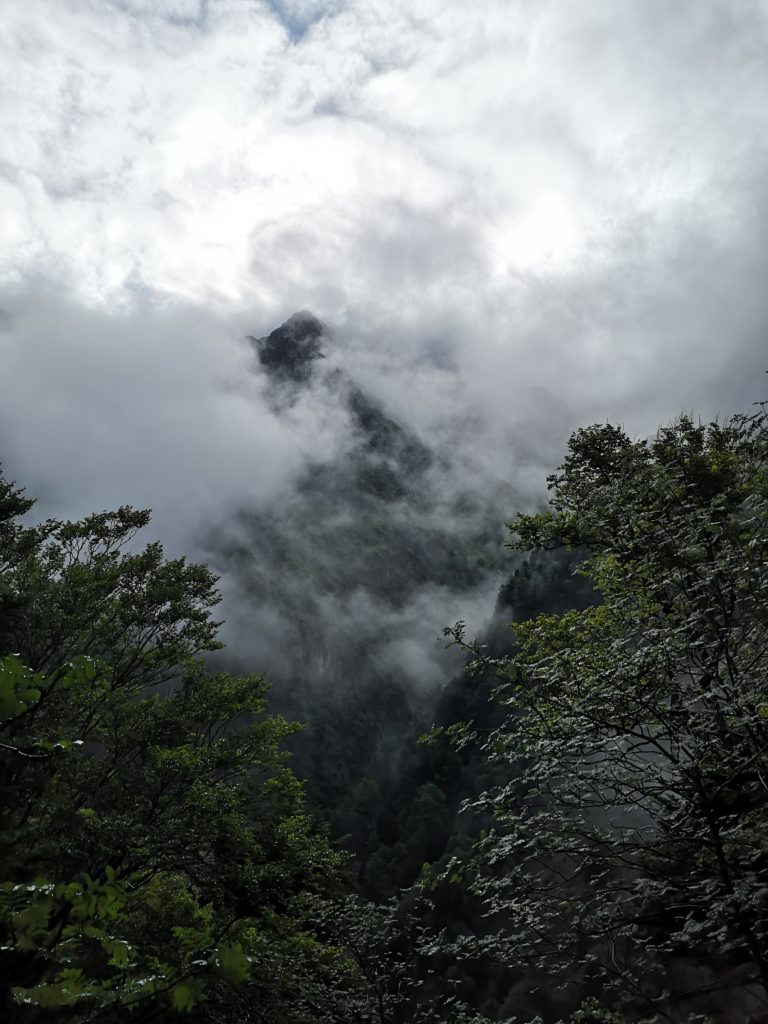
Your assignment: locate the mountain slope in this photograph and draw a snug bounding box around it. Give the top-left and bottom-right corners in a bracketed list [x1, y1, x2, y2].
[209, 312, 510, 830]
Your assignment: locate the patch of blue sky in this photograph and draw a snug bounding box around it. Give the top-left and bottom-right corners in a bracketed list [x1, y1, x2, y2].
[263, 0, 341, 43]
[107, 0, 210, 31]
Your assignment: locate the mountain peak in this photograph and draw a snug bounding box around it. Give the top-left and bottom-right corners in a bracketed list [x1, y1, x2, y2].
[252, 311, 327, 382]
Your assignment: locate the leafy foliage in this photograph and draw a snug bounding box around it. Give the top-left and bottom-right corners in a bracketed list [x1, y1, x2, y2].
[6, 391, 768, 1024]
[0, 471, 346, 1022]
[442, 405, 768, 1021]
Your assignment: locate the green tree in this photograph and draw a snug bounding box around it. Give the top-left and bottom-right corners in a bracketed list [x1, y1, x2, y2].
[0, 470, 345, 1022]
[443, 404, 768, 1021]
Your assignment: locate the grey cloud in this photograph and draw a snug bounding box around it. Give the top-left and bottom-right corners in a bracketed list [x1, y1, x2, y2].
[1, 0, 768, 696]
[264, 0, 342, 44]
[0, 291, 354, 552]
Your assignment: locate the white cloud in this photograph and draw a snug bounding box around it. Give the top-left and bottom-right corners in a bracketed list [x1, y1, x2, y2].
[2, 0, 768, 711]
[1, 0, 767, 521]
[0, 292, 354, 551]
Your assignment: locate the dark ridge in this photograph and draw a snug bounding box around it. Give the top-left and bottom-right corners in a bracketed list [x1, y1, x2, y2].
[250, 311, 433, 487]
[250, 310, 327, 382]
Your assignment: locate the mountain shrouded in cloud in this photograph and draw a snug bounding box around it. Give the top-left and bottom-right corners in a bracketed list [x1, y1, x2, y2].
[223, 309, 504, 609]
[252, 309, 434, 495]
[252, 310, 328, 384]
[205, 311, 517, 823]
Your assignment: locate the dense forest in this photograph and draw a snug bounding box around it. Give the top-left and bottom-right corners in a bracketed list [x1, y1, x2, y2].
[2, 320, 767, 1022]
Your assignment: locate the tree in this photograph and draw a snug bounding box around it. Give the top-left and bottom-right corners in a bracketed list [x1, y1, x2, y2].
[0, 469, 346, 1022]
[442, 404, 768, 1022]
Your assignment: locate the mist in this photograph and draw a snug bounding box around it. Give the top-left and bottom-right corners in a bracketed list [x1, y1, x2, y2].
[2, 0, 768, 734]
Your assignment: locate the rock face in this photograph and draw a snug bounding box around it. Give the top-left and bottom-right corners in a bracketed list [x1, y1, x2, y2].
[250, 310, 326, 382]
[235, 315, 481, 603]
[228, 306, 506, 626]
[251, 312, 433, 499]
[212, 312, 508, 834]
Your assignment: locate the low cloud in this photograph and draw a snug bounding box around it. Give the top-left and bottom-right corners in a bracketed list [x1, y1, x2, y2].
[0, 293, 353, 549]
[1, 0, 768, 709]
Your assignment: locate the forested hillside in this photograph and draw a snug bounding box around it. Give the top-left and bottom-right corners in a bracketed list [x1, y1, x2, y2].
[207, 313, 517, 844]
[2, 341, 767, 1021]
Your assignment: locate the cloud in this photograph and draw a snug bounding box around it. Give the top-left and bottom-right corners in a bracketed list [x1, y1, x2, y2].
[1, 0, 767, 775]
[0, 292, 354, 549]
[1, 0, 768, 542]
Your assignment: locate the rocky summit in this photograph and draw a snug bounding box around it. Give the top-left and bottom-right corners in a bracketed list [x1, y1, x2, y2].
[250, 310, 327, 382]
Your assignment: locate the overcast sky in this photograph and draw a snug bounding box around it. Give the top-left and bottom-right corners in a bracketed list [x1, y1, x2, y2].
[1, 0, 768, 541]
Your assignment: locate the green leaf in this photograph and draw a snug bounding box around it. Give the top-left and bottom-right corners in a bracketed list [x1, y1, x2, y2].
[172, 981, 202, 1012]
[216, 941, 251, 986]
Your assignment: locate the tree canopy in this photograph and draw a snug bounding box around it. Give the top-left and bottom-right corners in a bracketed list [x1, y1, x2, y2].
[0, 473, 346, 1022]
[4, 395, 768, 1024]
[443, 403, 768, 1021]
